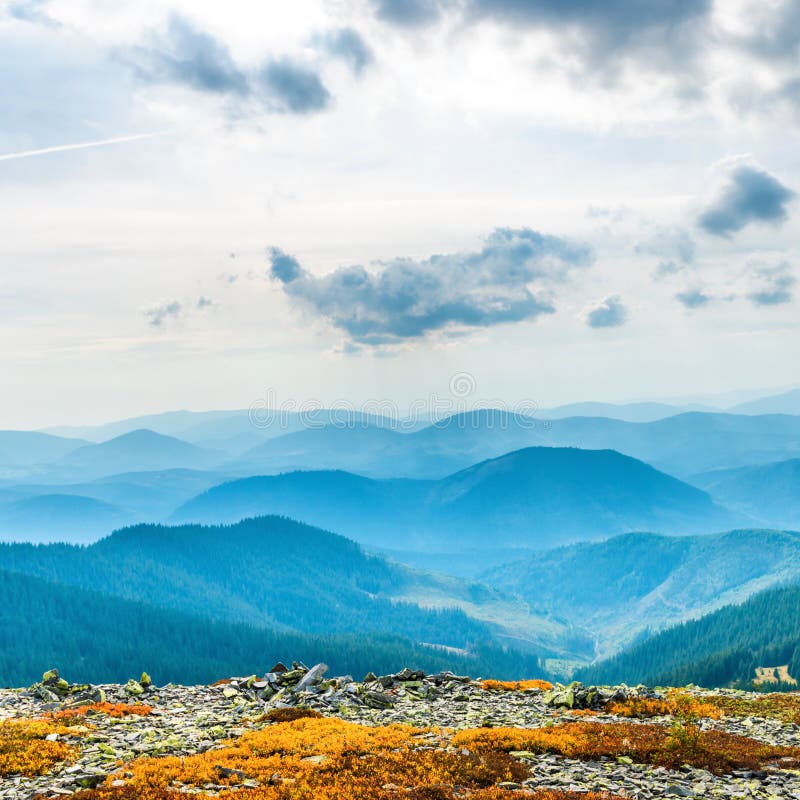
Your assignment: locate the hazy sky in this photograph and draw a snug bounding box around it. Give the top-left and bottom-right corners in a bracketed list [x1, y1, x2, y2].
[1, 0, 798, 427]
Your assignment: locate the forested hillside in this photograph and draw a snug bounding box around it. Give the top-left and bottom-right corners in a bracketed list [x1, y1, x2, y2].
[0, 568, 546, 686]
[580, 583, 800, 688]
[482, 529, 800, 658]
[0, 517, 499, 650]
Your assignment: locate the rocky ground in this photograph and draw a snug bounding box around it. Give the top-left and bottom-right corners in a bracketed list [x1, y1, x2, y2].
[3, 665, 800, 799]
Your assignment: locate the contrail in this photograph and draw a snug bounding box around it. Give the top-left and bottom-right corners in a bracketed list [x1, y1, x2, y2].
[0, 132, 167, 162]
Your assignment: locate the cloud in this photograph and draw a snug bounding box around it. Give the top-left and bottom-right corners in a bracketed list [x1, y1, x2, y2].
[268, 227, 593, 344]
[747, 261, 796, 306]
[6, 0, 59, 27]
[737, 1, 800, 64]
[698, 157, 796, 237]
[371, 0, 712, 77]
[318, 28, 374, 75]
[675, 287, 711, 309]
[143, 299, 182, 327]
[372, 0, 444, 27]
[132, 15, 249, 95]
[258, 60, 331, 114]
[635, 225, 696, 278]
[466, 0, 710, 42]
[129, 14, 331, 115]
[582, 294, 628, 328]
[196, 296, 215, 310]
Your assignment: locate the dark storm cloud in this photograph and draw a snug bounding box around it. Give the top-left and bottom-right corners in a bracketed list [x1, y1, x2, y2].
[698, 161, 796, 238]
[747, 262, 796, 307]
[129, 15, 332, 115]
[268, 228, 593, 343]
[319, 28, 374, 75]
[675, 288, 711, 309]
[582, 294, 628, 328]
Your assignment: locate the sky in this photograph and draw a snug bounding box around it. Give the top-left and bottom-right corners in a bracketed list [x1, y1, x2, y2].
[1, 0, 798, 428]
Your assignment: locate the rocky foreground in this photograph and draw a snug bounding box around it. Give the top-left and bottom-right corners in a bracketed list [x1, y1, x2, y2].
[3, 665, 800, 799]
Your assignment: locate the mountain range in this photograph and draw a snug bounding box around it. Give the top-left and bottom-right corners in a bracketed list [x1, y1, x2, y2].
[694, 459, 800, 530]
[3, 393, 800, 689]
[173, 447, 744, 551]
[4, 409, 800, 488]
[226, 410, 800, 480]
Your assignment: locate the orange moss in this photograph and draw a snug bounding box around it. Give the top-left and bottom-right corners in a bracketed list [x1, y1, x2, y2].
[59, 717, 534, 799]
[52, 703, 153, 721]
[696, 692, 800, 724]
[606, 692, 723, 720]
[480, 679, 553, 692]
[31, 716, 631, 800]
[453, 721, 800, 774]
[256, 707, 322, 724]
[0, 719, 78, 777]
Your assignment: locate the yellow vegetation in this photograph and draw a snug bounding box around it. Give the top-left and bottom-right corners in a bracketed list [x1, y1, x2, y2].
[0, 719, 77, 777]
[52, 703, 153, 721]
[480, 679, 553, 692]
[606, 691, 723, 720]
[54, 716, 624, 800]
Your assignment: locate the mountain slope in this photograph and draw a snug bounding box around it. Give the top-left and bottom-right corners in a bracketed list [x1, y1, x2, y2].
[424, 447, 739, 547]
[0, 567, 544, 686]
[730, 388, 800, 416]
[0, 431, 86, 471]
[481, 529, 800, 659]
[0, 494, 134, 543]
[50, 429, 220, 480]
[173, 470, 427, 539]
[542, 401, 707, 422]
[226, 411, 800, 479]
[44, 409, 430, 453]
[694, 459, 800, 529]
[532, 412, 800, 477]
[230, 425, 444, 477]
[176, 447, 744, 551]
[0, 516, 568, 657]
[579, 582, 800, 688]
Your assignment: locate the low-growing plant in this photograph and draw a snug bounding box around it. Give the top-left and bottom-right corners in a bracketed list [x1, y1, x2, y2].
[0, 719, 78, 777]
[256, 707, 323, 724]
[52, 703, 153, 722]
[453, 720, 800, 774]
[695, 692, 800, 724]
[480, 679, 553, 692]
[46, 716, 624, 800]
[606, 692, 722, 720]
